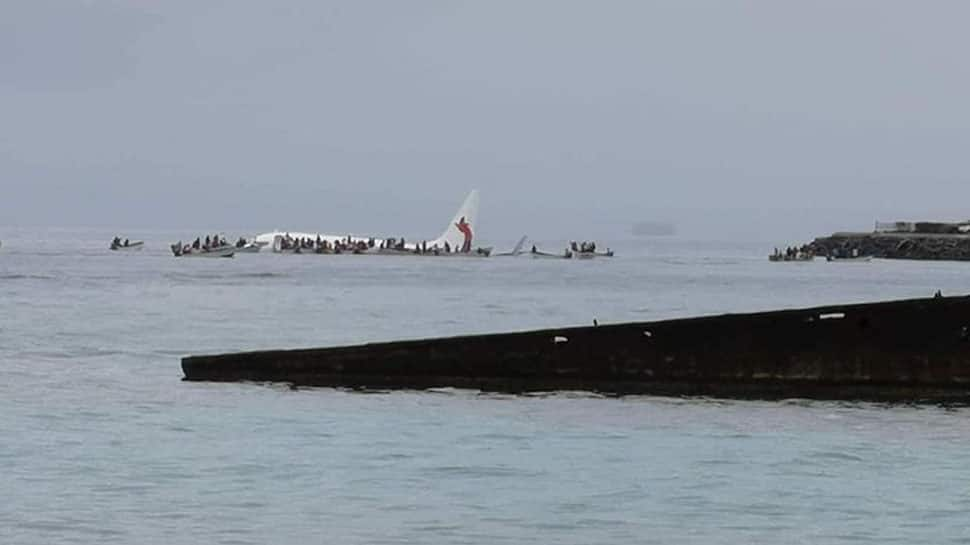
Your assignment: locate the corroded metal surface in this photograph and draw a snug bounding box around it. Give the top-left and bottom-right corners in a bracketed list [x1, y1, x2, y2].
[182, 296, 970, 401]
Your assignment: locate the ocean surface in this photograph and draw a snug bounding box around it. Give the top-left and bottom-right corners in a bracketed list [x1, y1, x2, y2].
[3, 227, 970, 544]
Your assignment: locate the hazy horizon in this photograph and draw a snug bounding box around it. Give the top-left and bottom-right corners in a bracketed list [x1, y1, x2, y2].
[3, 1, 969, 243]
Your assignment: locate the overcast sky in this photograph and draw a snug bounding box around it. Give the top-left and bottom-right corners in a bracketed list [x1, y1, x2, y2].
[2, 1, 968, 241]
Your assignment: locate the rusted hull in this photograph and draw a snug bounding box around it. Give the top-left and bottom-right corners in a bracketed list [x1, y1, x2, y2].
[182, 296, 970, 401]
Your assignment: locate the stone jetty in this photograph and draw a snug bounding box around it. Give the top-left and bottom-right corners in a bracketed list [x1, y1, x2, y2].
[811, 220, 970, 260]
[183, 296, 970, 402]
[812, 232, 970, 261]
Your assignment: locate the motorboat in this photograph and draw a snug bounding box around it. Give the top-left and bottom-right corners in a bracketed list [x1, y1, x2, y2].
[274, 244, 319, 255]
[576, 249, 615, 259]
[171, 243, 235, 258]
[274, 247, 307, 254]
[769, 245, 815, 261]
[110, 239, 144, 251]
[234, 240, 263, 253]
[569, 241, 612, 259]
[768, 253, 814, 262]
[826, 255, 872, 262]
[236, 243, 261, 253]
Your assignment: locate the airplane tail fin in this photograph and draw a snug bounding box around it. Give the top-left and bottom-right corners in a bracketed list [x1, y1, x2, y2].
[433, 190, 479, 252]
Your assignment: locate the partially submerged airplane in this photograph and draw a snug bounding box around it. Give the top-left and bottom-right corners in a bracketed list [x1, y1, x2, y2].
[254, 190, 490, 256]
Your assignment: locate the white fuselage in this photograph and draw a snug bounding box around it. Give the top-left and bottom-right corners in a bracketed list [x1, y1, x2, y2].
[255, 190, 482, 256]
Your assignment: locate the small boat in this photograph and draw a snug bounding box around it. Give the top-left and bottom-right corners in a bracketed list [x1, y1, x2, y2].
[576, 250, 615, 259]
[826, 255, 872, 262]
[568, 241, 612, 259]
[768, 253, 815, 262]
[272, 243, 317, 254]
[171, 243, 235, 258]
[235, 241, 262, 253]
[110, 240, 144, 251]
[233, 237, 264, 253]
[272, 236, 321, 254]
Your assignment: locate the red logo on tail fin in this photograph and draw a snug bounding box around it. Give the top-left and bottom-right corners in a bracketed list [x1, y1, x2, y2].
[456, 216, 473, 252]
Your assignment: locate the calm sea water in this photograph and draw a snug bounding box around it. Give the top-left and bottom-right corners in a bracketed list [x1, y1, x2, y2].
[3, 227, 970, 544]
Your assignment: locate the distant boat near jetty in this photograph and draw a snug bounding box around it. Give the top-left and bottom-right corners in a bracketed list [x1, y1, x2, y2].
[826, 255, 872, 262]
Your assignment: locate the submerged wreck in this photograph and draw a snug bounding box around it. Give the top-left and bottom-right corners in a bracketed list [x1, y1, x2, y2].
[183, 296, 970, 402]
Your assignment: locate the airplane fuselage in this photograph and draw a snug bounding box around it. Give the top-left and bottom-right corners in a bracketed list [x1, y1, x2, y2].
[254, 190, 484, 256]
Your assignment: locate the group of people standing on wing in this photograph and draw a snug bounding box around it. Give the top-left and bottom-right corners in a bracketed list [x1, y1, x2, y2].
[276, 233, 470, 255]
[377, 236, 482, 255]
[278, 234, 373, 254]
[381, 237, 464, 255]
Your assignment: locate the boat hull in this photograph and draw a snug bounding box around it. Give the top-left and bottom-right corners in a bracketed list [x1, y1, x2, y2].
[769, 254, 814, 262]
[172, 245, 235, 258]
[576, 251, 614, 259]
[182, 295, 970, 402]
[531, 251, 572, 259]
[110, 241, 144, 251]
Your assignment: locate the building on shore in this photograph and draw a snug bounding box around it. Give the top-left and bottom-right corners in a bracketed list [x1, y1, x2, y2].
[874, 220, 970, 235]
